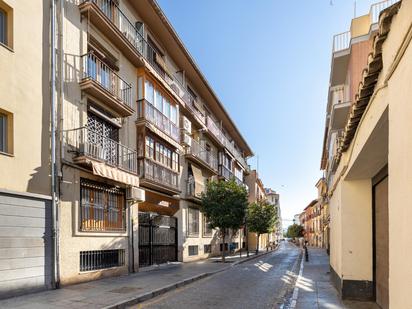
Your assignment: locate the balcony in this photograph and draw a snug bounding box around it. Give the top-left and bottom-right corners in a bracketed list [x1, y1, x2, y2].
[62, 127, 137, 174]
[138, 158, 180, 193]
[186, 180, 202, 200]
[80, 52, 133, 116]
[137, 99, 180, 144]
[79, 0, 206, 126]
[206, 116, 249, 171]
[79, 0, 145, 67]
[185, 139, 218, 174]
[218, 165, 243, 186]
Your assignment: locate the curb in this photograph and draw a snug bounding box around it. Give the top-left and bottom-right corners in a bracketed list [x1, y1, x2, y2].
[105, 248, 278, 309]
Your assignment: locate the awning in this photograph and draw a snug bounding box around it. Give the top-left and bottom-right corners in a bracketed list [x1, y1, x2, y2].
[191, 164, 204, 198]
[92, 162, 139, 187]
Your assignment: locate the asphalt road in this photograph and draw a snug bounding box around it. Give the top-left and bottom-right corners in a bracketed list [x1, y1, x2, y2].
[134, 242, 302, 309]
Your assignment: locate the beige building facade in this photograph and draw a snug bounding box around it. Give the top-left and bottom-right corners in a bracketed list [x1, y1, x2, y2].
[0, 0, 253, 297]
[320, 1, 412, 307]
[0, 0, 54, 298]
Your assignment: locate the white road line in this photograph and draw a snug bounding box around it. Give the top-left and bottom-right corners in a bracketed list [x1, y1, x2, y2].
[289, 250, 304, 309]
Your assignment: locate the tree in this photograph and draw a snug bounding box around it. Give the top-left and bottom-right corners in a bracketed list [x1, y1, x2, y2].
[247, 201, 277, 253]
[286, 224, 304, 239]
[201, 179, 248, 262]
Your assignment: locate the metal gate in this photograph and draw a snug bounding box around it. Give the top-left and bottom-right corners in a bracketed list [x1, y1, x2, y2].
[138, 213, 177, 267]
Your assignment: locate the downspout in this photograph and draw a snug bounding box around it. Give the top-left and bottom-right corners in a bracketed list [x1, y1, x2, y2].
[55, 0, 64, 288]
[50, 0, 58, 289]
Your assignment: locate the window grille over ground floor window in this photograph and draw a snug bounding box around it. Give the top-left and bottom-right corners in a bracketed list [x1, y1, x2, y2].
[188, 245, 198, 256]
[187, 207, 199, 236]
[204, 244, 211, 254]
[80, 179, 126, 232]
[80, 249, 125, 272]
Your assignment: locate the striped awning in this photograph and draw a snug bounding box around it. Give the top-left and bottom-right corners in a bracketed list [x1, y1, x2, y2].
[92, 162, 139, 187]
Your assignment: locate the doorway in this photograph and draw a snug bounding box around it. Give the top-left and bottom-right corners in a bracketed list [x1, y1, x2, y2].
[373, 171, 389, 309]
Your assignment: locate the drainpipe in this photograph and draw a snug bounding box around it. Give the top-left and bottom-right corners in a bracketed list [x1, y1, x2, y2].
[50, 0, 60, 289]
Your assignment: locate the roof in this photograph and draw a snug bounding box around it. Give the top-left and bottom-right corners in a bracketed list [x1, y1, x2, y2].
[304, 199, 318, 210]
[336, 2, 401, 162]
[147, 0, 254, 157]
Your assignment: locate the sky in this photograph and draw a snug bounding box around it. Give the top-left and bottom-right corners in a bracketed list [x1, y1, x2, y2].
[157, 0, 380, 228]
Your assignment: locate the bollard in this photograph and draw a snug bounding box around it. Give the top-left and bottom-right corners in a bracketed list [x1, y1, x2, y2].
[304, 246, 309, 262]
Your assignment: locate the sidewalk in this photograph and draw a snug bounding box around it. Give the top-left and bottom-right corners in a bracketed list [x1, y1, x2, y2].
[292, 247, 379, 309]
[0, 249, 271, 309]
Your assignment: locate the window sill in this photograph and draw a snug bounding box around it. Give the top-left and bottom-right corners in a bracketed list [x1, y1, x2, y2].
[0, 151, 14, 157]
[75, 230, 128, 237]
[0, 42, 14, 53]
[187, 233, 199, 238]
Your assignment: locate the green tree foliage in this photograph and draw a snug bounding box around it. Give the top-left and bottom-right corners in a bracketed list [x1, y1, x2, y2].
[286, 224, 304, 238]
[247, 201, 277, 253]
[201, 179, 248, 262]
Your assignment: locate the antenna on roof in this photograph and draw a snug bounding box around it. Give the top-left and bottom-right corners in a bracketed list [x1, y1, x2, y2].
[354, 1, 357, 17]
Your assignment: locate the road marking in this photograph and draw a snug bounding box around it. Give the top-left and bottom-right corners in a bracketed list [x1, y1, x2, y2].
[289, 250, 304, 309]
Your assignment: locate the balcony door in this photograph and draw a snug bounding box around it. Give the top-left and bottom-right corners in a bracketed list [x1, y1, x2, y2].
[87, 112, 119, 166]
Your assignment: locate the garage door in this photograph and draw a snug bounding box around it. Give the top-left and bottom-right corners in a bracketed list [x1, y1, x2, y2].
[0, 193, 52, 298]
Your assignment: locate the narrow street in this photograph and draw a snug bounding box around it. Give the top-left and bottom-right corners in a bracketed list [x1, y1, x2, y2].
[135, 242, 301, 309]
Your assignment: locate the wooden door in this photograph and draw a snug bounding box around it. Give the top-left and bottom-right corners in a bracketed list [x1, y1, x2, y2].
[374, 176, 389, 309]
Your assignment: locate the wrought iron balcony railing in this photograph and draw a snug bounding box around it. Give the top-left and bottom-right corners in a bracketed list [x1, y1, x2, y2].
[80, 0, 205, 125]
[138, 158, 179, 191]
[185, 138, 218, 172]
[137, 99, 180, 143]
[63, 127, 137, 174]
[81, 52, 132, 109]
[218, 165, 243, 185]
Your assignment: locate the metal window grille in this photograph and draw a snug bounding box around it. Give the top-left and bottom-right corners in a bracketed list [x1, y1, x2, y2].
[80, 249, 125, 271]
[188, 245, 198, 256]
[204, 244, 211, 254]
[80, 179, 126, 232]
[187, 208, 199, 236]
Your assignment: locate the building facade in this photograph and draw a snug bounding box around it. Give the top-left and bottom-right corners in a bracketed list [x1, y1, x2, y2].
[0, 0, 252, 297]
[245, 170, 268, 251]
[0, 0, 54, 297]
[320, 0, 412, 307]
[265, 188, 282, 244]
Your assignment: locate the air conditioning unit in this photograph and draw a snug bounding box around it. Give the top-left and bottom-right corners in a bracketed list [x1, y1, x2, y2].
[181, 116, 192, 134]
[126, 186, 145, 202]
[182, 133, 192, 147]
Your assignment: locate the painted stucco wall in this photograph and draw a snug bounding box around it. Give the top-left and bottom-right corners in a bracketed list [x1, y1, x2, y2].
[386, 1, 412, 307]
[0, 0, 51, 196]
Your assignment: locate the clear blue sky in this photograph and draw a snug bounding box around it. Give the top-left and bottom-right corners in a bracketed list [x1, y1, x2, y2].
[157, 0, 379, 227]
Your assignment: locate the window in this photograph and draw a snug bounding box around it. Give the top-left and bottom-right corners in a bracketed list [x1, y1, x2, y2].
[204, 244, 211, 254]
[170, 105, 177, 125]
[0, 8, 6, 45]
[80, 249, 125, 271]
[80, 179, 126, 232]
[203, 215, 212, 237]
[187, 207, 199, 236]
[0, 113, 7, 153]
[144, 80, 154, 104]
[0, 110, 12, 154]
[163, 98, 170, 119]
[188, 245, 198, 256]
[172, 152, 179, 171]
[154, 89, 163, 111]
[145, 136, 154, 159]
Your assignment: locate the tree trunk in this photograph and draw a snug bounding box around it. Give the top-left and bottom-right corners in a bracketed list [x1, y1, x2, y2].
[221, 230, 226, 263]
[256, 233, 260, 254]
